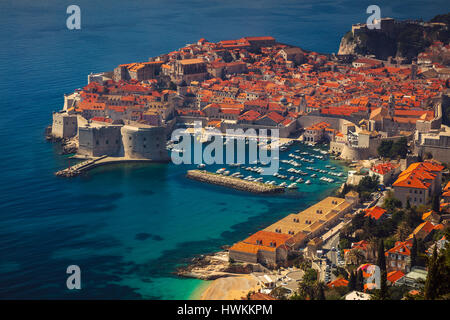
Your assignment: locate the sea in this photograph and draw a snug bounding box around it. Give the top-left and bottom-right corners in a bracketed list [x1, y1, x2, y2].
[0, 0, 448, 299]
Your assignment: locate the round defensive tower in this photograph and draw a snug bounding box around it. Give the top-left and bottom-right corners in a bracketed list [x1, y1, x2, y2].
[121, 125, 169, 161]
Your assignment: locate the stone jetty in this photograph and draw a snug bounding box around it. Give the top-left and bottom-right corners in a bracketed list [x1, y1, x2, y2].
[186, 170, 284, 194]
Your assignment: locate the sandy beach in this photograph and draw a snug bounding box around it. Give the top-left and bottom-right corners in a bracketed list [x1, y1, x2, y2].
[199, 275, 262, 300]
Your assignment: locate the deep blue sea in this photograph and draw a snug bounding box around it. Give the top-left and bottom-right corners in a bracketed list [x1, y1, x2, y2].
[1, 0, 449, 299]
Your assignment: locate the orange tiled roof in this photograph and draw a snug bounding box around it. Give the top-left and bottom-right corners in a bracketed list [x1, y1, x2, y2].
[364, 206, 387, 220]
[305, 121, 330, 131]
[387, 270, 405, 284]
[386, 239, 412, 256]
[393, 162, 443, 189]
[230, 230, 292, 254]
[407, 221, 436, 240]
[371, 162, 398, 175]
[327, 278, 349, 288]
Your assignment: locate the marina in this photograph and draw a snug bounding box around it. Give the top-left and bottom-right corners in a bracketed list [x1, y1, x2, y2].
[178, 139, 348, 192]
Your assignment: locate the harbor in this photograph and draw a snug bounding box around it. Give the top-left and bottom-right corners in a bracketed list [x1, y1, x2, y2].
[186, 170, 284, 194]
[177, 138, 348, 193]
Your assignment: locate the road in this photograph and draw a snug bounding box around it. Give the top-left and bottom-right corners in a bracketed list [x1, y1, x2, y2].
[315, 232, 341, 283]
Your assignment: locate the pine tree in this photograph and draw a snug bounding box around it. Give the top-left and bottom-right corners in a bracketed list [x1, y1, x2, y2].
[406, 198, 411, 210]
[316, 283, 326, 300]
[356, 269, 364, 291]
[348, 271, 356, 291]
[432, 195, 440, 213]
[424, 246, 439, 300]
[379, 270, 388, 300]
[376, 240, 388, 299]
[410, 235, 418, 268]
[377, 240, 386, 273]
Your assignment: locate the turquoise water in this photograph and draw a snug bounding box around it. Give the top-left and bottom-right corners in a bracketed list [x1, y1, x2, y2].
[1, 0, 448, 299]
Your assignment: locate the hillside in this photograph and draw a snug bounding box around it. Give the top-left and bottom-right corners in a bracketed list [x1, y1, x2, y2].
[338, 13, 450, 61]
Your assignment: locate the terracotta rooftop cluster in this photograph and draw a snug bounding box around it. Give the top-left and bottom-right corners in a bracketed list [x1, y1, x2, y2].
[70, 37, 446, 127]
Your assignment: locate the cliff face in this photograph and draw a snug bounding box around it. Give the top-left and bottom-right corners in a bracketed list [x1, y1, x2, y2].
[338, 31, 397, 59]
[338, 13, 450, 61]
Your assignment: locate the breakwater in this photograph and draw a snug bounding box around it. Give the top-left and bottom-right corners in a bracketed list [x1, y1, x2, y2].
[55, 156, 159, 177]
[186, 170, 285, 194]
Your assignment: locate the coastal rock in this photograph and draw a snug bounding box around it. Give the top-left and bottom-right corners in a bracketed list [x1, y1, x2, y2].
[176, 251, 261, 281]
[338, 14, 450, 61]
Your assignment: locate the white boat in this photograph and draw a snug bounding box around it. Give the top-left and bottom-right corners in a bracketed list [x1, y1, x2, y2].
[287, 183, 298, 189]
[279, 182, 287, 187]
[305, 180, 311, 185]
[197, 164, 206, 169]
[216, 168, 226, 174]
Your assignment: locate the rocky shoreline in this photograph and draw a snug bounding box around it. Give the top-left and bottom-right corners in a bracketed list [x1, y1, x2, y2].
[176, 251, 267, 281]
[186, 170, 284, 194]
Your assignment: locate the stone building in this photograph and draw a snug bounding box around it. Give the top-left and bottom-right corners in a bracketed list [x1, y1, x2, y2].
[386, 239, 413, 274]
[415, 125, 450, 163]
[113, 61, 163, 82]
[392, 161, 444, 207]
[174, 58, 208, 84]
[121, 124, 168, 160]
[77, 120, 169, 161]
[52, 111, 78, 139]
[78, 123, 123, 157]
[263, 196, 353, 249]
[278, 47, 305, 65]
[229, 231, 291, 268]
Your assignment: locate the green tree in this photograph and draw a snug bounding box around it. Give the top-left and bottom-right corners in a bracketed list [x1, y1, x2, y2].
[391, 137, 408, 158]
[356, 269, 364, 291]
[348, 271, 356, 291]
[315, 282, 326, 300]
[410, 235, 418, 268]
[396, 221, 412, 241]
[383, 193, 402, 212]
[432, 195, 440, 213]
[376, 240, 388, 299]
[424, 246, 439, 299]
[378, 140, 393, 158]
[377, 240, 386, 272]
[303, 268, 318, 282]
